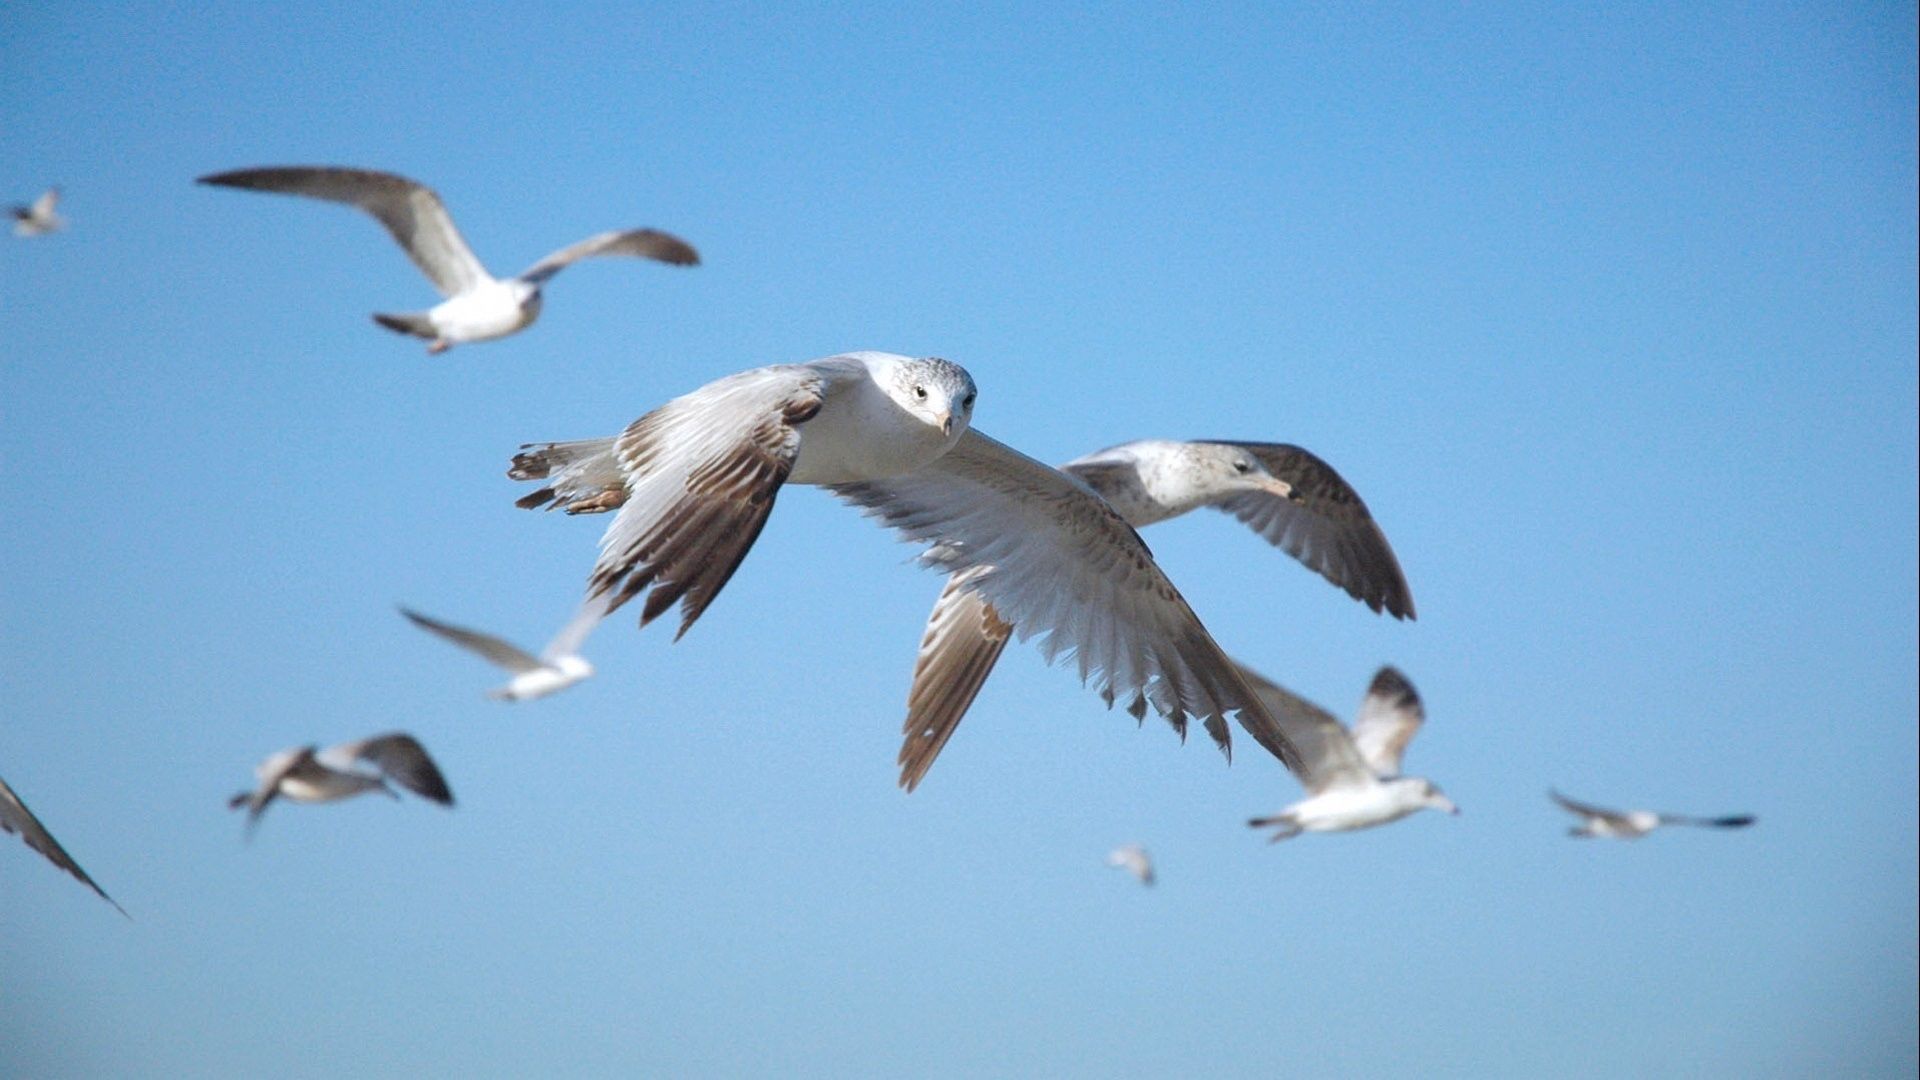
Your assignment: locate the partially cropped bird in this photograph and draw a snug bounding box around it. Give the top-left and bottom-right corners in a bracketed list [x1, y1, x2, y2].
[1245, 664, 1458, 841]
[1550, 790, 1754, 840]
[1, 772, 125, 915]
[230, 733, 453, 835]
[197, 166, 697, 353]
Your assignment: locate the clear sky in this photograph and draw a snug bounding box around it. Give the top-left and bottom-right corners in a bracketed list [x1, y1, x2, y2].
[2, 3, 1915, 1077]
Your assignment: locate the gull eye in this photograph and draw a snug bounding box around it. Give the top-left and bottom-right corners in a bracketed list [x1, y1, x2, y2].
[962, 392, 976, 409]
[914, 384, 928, 401]
[1233, 459, 1252, 474]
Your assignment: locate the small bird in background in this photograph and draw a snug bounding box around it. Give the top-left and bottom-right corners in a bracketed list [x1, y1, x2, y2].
[1246, 665, 1459, 842]
[1550, 790, 1755, 840]
[401, 599, 603, 701]
[10, 187, 65, 236]
[230, 733, 453, 836]
[1106, 843, 1156, 886]
[196, 165, 698, 354]
[1, 773, 126, 916]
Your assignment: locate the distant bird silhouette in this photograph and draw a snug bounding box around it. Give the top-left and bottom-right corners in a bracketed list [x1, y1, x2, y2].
[1550, 790, 1754, 839]
[1, 772, 126, 916]
[230, 733, 453, 836]
[10, 187, 65, 236]
[1105, 843, 1156, 886]
[1246, 665, 1458, 842]
[401, 599, 603, 701]
[197, 165, 697, 353]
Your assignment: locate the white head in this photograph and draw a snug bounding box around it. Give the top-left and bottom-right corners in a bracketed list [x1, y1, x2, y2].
[1394, 777, 1459, 817]
[1136, 442, 1296, 515]
[884, 355, 978, 439]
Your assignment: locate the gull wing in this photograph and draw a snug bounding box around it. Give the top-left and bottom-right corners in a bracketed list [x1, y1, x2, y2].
[326, 733, 453, 806]
[31, 187, 60, 218]
[580, 364, 835, 639]
[509, 437, 627, 513]
[1230, 662, 1375, 794]
[1549, 790, 1633, 830]
[1348, 666, 1425, 776]
[896, 568, 1014, 791]
[197, 166, 489, 297]
[1106, 844, 1155, 886]
[517, 228, 700, 285]
[0, 773, 126, 916]
[400, 607, 546, 674]
[1658, 811, 1757, 830]
[833, 429, 1303, 775]
[1206, 442, 1415, 619]
[538, 593, 611, 661]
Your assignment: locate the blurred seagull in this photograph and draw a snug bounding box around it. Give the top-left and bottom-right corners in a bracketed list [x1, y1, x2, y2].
[892, 438, 1414, 790]
[1550, 790, 1755, 840]
[1, 773, 126, 916]
[1105, 843, 1155, 886]
[1245, 665, 1458, 841]
[509, 352, 1301, 773]
[10, 187, 65, 236]
[196, 165, 698, 353]
[401, 598, 604, 701]
[229, 733, 453, 836]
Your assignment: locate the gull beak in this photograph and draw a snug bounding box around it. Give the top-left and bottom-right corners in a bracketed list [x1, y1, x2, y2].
[939, 411, 954, 436]
[1260, 476, 1296, 500]
[1443, 798, 1461, 816]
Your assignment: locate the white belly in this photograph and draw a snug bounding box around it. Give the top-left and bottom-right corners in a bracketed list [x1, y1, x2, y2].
[430, 283, 540, 343]
[1287, 786, 1420, 833]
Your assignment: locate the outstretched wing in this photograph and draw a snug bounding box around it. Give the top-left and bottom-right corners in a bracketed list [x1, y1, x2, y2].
[0, 774, 127, 916]
[584, 364, 832, 639]
[509, 437, 627, 513]
[1550, 789, 1630, 828]
[834, 429, 1303, 776]
[400, 607, 546, 673]
[31, 187, 60, 218]
[328, 733, 454, 806]
[1348, 666, 1425, 776]
[1658, 812, 1756, 830]
[896, 569, 1014, 791]
[1207, 442, 1415, 619]
[1231, 662, 1375, 794]
[517, 228, 701, 284]
[198, 166, 489, 297]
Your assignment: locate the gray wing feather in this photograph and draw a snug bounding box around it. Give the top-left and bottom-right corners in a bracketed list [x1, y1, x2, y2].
[517, 228, 700, 284]
[1347, 665, 1425, 776]
[1209, 442, 1415, 619]
[1, 774, 127, 915]
[198, 166, 489, 297]
[331, 733, 454, 805]
[1230, 662, 1375, 793]
[400, 608, 546, 673]
[896, 569, 1014, 791]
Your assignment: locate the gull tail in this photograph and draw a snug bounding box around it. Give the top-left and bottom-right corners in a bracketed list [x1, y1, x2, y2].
[372, 311, 438, 341]
[509, 438, 626, 513]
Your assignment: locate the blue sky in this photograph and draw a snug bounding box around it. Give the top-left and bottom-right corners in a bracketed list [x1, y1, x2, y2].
[2, 3, 1915, 1076]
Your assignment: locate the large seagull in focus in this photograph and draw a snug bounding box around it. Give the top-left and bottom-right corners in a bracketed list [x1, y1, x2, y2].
[509, 351, 1303, 773]
[197, 166, 698, 353]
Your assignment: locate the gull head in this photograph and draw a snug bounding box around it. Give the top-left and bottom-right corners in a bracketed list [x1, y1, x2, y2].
[886, 356, 978, 440]
[1187, 443, 1296, 501]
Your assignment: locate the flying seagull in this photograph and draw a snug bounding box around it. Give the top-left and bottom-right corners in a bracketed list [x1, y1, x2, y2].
[891, 438, 1414, 790]
[1245, 664, 1458, 841]
[10, 187, 65, 236]
[401, 598, 604, 701]
[509, 351, 1302, 774]
[1105, 843, 1156, 886]
[230, 733, 453, 835]
[1, 773, 126, 916]
[1550, 790, 1755, 839]
[196, 166, 698, 353]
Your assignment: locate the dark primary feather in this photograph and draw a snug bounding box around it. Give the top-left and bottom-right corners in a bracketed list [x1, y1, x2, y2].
[1, 774, 128, 916]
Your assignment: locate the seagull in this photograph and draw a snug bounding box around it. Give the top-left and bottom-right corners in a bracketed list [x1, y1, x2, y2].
[196, 166, 698, 354]
[1105, 843, 1156, 886]
[10, 187, 65, 236]
[892, 438, 1414, 790]
[229, 733, 453, 835]
[1245, 664, 1458, 841]
[509, 351, 1303, 773]
[1, 773, 126, 916]
[401, 598, 604, 701]
[1550, 790, 1755, 839]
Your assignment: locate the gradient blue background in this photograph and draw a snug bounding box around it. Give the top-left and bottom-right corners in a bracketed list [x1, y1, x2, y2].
[3, 3, 1915, 1076]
